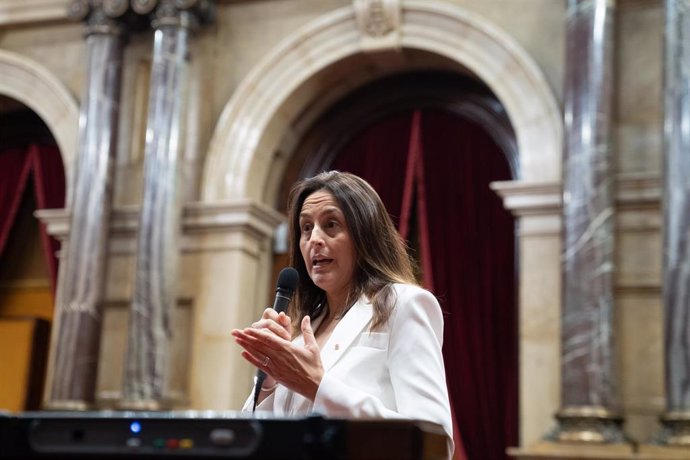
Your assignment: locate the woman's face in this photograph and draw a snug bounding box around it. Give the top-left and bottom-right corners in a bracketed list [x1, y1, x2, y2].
[298, 190, 356, 304]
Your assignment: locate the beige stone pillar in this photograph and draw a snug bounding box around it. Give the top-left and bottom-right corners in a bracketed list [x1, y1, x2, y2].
[186, 201, 283, 410]
[494, 175, 664, 459]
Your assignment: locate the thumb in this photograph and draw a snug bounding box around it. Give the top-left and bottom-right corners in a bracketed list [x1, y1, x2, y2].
[301, 315, 317, 349]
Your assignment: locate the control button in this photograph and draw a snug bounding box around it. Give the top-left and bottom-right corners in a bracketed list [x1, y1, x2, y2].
[166, 439, 179, 449]
[209, 428, 235, 446]
[179, 438, 194, 449]
[126, 438, 142, 448]
[129, 421, 142, 434]
[153, 438, 166, 448]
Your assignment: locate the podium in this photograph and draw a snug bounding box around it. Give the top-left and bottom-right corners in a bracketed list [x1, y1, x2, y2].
[0, 411, 448, 459]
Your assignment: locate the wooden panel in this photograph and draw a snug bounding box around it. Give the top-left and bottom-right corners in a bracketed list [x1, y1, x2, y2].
[0, 317, 50, 411]
[0, 284, 54, 320]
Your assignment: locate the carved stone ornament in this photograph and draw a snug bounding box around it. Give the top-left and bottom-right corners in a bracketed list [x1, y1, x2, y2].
[103, 0, 129, 17]
[132, 0, 158, 15]
[132, 0, 213, 29]
[67, 0, 134, 35]
[67, 0, 90, 21]
[173, 0, 200, 9]
[353, 0, 400, 38]
[353, 0, 401, 51]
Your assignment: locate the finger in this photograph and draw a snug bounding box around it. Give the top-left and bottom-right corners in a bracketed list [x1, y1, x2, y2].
[240, 350, 272, 373]
[233, 329, 272, 353]
[261, 308, 279, 321]
[241, 327, 288, 351]
[234, 334, 272, 364]
[251, 318, 291, 340]
[277, 312, 292, 329]
[301, 315, 317, 349]
[253, 320, 290, 340]
[234, 326, 293, 378]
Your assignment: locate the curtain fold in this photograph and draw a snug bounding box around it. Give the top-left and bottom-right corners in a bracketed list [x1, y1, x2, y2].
[0, 147, 34, 258]
[0, 144, 66, 290]
[420, 111, 517, 460]
[332, 111, 414, 226]
[333, 108, 517, 460]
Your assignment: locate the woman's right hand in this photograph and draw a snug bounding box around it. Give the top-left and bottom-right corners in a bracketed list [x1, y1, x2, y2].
[252, 308, 292, 340]
[249, 308, 292, 388]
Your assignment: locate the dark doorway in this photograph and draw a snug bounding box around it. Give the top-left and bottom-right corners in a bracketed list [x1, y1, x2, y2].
[279, 72, 519, 460]
[0, 102, 65, 411]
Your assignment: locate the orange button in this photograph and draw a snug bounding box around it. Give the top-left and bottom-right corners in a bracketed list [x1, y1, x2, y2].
[179, 439, 194, 449]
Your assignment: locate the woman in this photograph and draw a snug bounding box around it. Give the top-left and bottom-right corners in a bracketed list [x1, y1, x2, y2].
[232, 171, 454, 455]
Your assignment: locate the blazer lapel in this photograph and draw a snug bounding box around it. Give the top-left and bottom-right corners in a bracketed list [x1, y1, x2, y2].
[319, 295, 373, 372]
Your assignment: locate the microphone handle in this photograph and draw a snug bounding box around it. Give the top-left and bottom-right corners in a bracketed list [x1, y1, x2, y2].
[252, 290, 293, 411]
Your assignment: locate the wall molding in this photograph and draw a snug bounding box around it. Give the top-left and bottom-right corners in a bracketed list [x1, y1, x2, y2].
[491, 173, 662, 215]
[35, 200, 285, 254]
[0, 0, 70, 26]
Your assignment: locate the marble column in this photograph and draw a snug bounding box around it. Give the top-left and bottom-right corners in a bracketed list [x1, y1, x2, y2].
[45, 0, 131, 409]
[548, 0, 625, 443]
[120, 0, 213, 409]
[657, 0, 690, 446]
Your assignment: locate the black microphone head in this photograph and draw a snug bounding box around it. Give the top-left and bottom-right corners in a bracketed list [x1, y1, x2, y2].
[276, 267, 299, 294]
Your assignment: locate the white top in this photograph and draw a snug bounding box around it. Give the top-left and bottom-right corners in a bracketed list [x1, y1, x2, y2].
[242, 283, 454, 457]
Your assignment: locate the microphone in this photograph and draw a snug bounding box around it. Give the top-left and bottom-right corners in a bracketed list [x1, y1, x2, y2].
[253, 267, 299, 411]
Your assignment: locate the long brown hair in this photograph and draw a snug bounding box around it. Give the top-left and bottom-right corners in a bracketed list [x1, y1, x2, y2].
[286, 171, 415, 330]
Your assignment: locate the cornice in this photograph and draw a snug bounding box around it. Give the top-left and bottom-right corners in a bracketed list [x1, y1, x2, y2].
[34, 200, 285, 242]
[0, 0, 70, 26]
[0, 0, 215, 27]
[490, 173, 662, 217]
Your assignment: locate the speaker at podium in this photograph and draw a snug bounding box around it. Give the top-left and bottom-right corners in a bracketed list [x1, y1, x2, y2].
[0, 411, 448, 459]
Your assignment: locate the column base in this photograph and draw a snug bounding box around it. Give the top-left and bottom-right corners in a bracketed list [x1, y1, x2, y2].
[638, 445, 690, 459]
[116, 399, 172, 411]
[42, 399, 94, 411]
[653, 411, 690, 446]
[508, 442, 633, 459]
[509, 444, 690, 460]
[545, 406, 628, 444]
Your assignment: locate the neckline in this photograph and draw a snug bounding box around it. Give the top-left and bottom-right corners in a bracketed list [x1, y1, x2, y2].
[331, 301, 355, 321]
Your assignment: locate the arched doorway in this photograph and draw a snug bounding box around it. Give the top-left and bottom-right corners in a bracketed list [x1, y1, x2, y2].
[278, 72, 518, 460]
[197, 0, 561, 434]
[202, 1, 561, 203]
[0, 97, 66, 411]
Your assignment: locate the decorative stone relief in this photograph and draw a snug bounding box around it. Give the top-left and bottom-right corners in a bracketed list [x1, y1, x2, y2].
[131, 0, 214, 27]
[353, 0, 401, 51]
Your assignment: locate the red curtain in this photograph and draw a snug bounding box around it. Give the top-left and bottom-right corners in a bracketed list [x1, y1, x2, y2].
[0, 144, 66, 290]
[332, 111, 414, 226]
[333, 110, 517, 460]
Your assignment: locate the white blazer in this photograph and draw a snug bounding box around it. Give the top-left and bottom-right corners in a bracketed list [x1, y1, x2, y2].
[243, 283, 454, 456]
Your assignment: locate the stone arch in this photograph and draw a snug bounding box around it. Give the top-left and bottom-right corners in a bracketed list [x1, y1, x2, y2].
[0, 50, 79, 204]
[202, 0, 562, 202]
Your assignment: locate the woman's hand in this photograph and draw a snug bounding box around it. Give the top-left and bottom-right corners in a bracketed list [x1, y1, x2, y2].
[253, 307, 292, 339]
[241, 308, 291, 390]
[232, 315, 324, 400]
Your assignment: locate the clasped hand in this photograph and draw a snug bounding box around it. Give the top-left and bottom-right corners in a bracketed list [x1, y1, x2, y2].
[232, 309, 324, 401]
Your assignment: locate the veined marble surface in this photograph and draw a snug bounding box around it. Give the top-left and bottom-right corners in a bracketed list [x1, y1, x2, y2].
[561, 0, 618, 410]
[663, 0, 690, 412]
[49, 20, 125, 405]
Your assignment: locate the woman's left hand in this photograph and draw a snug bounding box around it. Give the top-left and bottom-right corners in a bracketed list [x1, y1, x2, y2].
[232, 316, 324, 400]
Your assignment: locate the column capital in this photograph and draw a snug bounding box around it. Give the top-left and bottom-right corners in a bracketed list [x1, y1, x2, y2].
[132, 0, 215, 29]
[67, 0, 139, 36]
